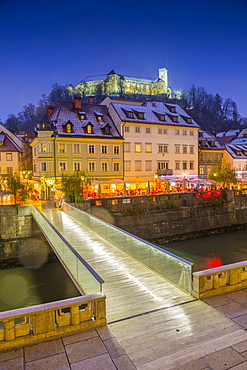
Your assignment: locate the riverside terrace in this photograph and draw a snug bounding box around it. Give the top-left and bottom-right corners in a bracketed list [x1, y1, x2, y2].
[2, 204, 247, 368]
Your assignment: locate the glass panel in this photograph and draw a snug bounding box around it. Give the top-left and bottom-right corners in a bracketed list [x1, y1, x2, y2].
[32, 207, 103, 295]
[62, 204, 193, 293]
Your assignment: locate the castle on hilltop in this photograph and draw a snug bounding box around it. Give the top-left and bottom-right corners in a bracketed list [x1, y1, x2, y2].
[69, 68, 172, 100]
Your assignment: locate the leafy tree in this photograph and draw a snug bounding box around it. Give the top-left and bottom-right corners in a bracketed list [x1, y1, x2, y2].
[60, 170, 92, 203]
[207, 158, 237, 188]
[6, 174, 27, 204]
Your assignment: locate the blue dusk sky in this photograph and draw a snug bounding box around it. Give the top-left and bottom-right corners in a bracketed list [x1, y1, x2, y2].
[0, 0, 247, 123]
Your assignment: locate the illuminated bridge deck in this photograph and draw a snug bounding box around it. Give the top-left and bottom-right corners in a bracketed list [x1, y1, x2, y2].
[41, 207, 193, 322]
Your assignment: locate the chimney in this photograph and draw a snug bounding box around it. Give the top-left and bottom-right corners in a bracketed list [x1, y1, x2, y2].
[74, 95, 82, 109]
[87, 96, 95, 104]
[46, 105, 54, 117]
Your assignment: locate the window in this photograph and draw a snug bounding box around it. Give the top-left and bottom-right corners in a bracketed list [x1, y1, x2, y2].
[41, 162, 47, 172]
[59, 144, 65, 153]
[41, 143, 46, 152]
[88, 145, 95, 154]
[158, 128, 162, 134]
[59, 162, 66, 171]
[73, 144, 80, 154]
[189, 146, 194, 154]
[199, 167, 204, 175]
[88, 162, 95, 172]
[182, 130, 187, 136]
[124, 126, 130, 133]
[6, 153, 12, 161]
[207, 154, 212, 161]
[189, 162, 194, 170]
[114, 146, 120, 155]
[124, 142, 131, 152]
[87, 125, 92, 134]
[182, 162, 187, 170]
[157, 162, 168, 170]
[182, 146, 187, 154]
[190, 130, 194, 136]
[101, 145, 107, 154]
[146, 127, 151, 134]
[158, 145, 168, 153]
[159, 128, 167, 134]
[163, 128, 167, 134]
[175, 129, 179, 135]
[102, 162, 108, 172]
[124, 161, 131, 171]
[215, 153, 219, 161]
[74, 162, 81, 171]
[135, 161, 142, 171]
[145, 143, 152, 153]
[66, 123, 72, 133]
[134, 111, 145, 119]
[7, 167, 13, 174]
[175, 145, 180, 154]
[175, 161, 180, 170]
[135, 143, 142, 152]
[135, 127, 140, 133]
[113, 163, 120, 172]
[145, 160, 152, 171]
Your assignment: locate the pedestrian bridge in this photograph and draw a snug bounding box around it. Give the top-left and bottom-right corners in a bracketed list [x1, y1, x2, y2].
[32, 203, 194, 323]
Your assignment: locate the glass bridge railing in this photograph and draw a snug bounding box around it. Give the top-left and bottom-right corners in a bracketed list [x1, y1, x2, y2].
[31, 206, 104, 295]
[63, 203, 193, 294]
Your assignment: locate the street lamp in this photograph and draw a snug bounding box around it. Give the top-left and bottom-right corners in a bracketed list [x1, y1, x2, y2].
[81, 176, 85, 200]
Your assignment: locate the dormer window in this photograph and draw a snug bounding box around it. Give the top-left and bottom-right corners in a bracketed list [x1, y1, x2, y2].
[244, 151, 247, 156]
[78, 111, 86, 120]
[153, 111, 166, 121]
[134, 110, 145, 120]
[122, 109, 134, 119]
[165, 104, 177, 113]
[236, 151, 241, 156]
[167, 113, 179, 123]
[101, 123, 111, 135]
[41, 123, 46, 129]
[180, 115, 193, 124]
[62, 121, 73, 133]
[82, 121, 94, 134]
[95, 112, 104, 122]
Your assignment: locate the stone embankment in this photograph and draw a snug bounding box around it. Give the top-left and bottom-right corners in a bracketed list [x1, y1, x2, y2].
[79, 189, 247, 243]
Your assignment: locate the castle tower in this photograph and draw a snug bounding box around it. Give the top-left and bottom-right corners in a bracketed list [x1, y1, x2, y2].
[158, 68, 168, 87]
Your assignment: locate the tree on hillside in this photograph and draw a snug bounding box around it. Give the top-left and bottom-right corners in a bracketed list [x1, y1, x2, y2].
[207, 158, 237, 187]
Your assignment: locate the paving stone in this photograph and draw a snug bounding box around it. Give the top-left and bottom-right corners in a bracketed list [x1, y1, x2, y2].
[65, 336, 107, 363]
[25, 353, 70, 370]
[201, 347, 245, 370]
[216, 302, 247, 318]
[103, 337, 126, 358]
[241, 350, 247, 359]
[96, 325, 115, 341]
[203, 295, 233, 308]
[233, 314, 247, 329]
[226, 362, 247, 369]
[62, 329, 98, 345]
[113, 354, 137, 369]
[232, 339, 247, 353]
[172, 358, 208, 370]
[70, 353, 116, 370]
[0, 348, 23, 362]
[0, 357, 24, 370]
[226, 291, 247, 306]
[24, 338, 64, 362]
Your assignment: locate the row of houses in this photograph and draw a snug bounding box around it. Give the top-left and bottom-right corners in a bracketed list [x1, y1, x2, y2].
[1, 95, 247, 197]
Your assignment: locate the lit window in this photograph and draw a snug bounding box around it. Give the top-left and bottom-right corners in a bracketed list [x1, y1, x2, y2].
[208, 154, 212, 161]
[145, 161, 152, 171]
[145, 143, 152, 153]
[41, 143, 46, 152]
[66, 123, 72, 133]
[6, 153, 12, 161]
[59, 144, 66, 153]
[135, 143, 142, 152]
[7, 167, 13, 174]
[199, 167, 204, 175]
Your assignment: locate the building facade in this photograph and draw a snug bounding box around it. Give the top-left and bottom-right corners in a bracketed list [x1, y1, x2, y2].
[71, 68, 171, 99]
[104, 99, 200, 180]
[31, 96, 124, 198]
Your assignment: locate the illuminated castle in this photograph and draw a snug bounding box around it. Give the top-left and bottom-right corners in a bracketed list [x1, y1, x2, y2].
[70, 68, 171, 98]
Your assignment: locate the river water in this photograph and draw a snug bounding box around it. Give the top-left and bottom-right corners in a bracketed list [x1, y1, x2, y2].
[162, 228, 247, 272]
[0, 234, 80, 313]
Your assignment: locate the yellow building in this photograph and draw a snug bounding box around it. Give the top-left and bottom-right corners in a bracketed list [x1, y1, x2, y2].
[71, 68, 171, 98]
[30, 96, 124, 199]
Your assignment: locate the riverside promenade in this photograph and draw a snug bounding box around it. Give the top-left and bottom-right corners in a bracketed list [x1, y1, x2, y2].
[1, 208, 247, 369]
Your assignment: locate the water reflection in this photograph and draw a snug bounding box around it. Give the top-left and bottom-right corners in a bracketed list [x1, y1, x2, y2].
[161, 228, 247, 272]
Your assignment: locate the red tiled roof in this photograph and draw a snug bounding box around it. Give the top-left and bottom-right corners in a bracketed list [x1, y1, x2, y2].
[0, 132, 22, 152]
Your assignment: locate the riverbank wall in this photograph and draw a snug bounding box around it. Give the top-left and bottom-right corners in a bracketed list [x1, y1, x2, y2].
[76, 189, 247, 243]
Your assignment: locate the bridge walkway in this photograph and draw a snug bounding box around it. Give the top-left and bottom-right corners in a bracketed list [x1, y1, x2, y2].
[40, 206, 193, 322]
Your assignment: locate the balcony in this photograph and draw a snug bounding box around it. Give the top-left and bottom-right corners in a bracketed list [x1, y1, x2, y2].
[157, 169, 173, 175]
